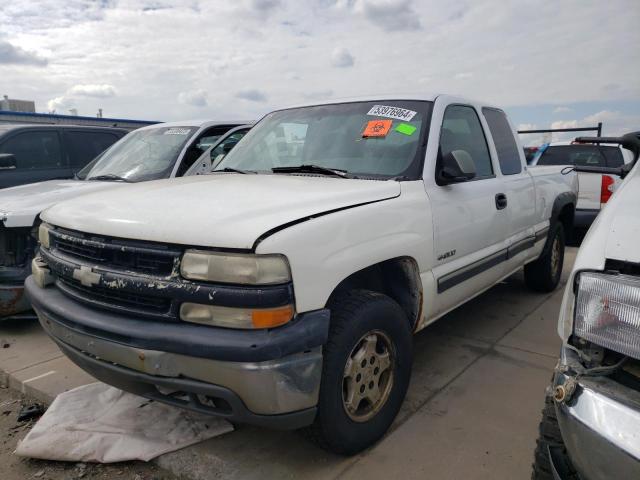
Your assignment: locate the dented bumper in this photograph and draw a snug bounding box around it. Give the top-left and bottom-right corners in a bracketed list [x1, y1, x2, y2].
[551, 348, 640, 479]
[0, 264, 34, 320]
[25, 276, 329, 429]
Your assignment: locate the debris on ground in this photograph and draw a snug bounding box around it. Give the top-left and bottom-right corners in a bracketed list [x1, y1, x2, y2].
[17, 404, 45, 423]
[1, 338, 10, 348]
[15, 383, 233, 463]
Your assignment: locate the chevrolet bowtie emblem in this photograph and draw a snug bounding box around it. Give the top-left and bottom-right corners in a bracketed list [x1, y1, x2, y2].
[72, 265, 101, 287]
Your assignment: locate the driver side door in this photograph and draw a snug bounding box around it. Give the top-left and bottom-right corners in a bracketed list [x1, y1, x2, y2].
[428, 104, 509, 316]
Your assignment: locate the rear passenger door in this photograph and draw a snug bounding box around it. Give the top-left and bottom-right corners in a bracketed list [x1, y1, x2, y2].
[63, 129, 123, 173]
[482, 108, 537, 272]
[0, 130, 67, 189]
[429, 104, 509, 316]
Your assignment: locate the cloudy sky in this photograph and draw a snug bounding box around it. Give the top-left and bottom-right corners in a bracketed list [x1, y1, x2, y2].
[1, 0, 639, 144]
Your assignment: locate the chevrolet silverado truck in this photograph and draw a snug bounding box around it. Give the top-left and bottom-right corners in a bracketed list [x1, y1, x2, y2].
[0, 122, 251, 320]
[27, 95, 577, 454]
[532, 133, 640, 480]
[530, 140, 634, 229]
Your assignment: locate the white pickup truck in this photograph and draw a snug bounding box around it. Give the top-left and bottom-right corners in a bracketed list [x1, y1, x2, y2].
[0, 121, 251, 320]
[27, 95, 577, 454]
[531, 134, 640, 479]
[530, 140, 634, 229]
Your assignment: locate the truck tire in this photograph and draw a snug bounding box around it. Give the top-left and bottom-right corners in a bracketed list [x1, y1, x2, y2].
[302, 289, 412, 455]
[532, 394, 576, 479]
[524, 222, 564, 292]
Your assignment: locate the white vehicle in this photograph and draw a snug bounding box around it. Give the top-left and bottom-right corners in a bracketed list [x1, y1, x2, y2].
[0, 121, 251, 320]
[530, 140, 634, 229]
[532, 134, 640, 479]
[28, 95, 577, 454]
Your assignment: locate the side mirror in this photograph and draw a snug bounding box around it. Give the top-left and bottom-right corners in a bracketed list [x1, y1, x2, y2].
[438, 150, 476, 185]
[0, 153, 16, 170]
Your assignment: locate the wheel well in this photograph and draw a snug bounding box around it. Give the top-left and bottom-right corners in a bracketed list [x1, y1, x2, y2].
[327, 257, 423, 330]
[557, 203, 574, 234]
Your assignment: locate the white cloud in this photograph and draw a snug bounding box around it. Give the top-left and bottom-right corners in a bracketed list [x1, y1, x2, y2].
[68, 84, 116, 98]
[0, 40, 47, 66]
[178, 89, 208, 107]
[236, 89, 268, 102]
[553, 106, 572, 114]
[454, 72, 473, 79]
[331, 47, 355, 68]
[47, 95, 75, 112]
[357, 0, 421, 31]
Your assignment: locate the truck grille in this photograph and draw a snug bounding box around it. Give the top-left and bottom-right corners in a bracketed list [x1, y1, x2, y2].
[50, 227, 180, 277]
[57, 277, 173, 318]
[0, 226, 34, 268]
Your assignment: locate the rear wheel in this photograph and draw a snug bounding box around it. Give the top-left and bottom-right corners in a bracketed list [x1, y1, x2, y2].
[302, 290, 412, 455]
[525, 222, 565, 292]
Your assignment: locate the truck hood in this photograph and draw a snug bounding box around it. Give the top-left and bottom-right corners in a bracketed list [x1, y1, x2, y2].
[573, 164, 640, 270]
[0, 180, 123, 228]
[42, 174, 401, 249]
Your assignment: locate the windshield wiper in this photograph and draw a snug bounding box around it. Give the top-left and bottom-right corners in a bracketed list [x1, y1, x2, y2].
[212, 167, 255, 174]
[271, 164, 349, 178]
[87, 174, 132, 182]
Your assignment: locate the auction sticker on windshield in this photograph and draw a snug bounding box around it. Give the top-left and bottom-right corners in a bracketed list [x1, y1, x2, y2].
[367, 105, 417, 121]
[363, 119, 393, 137]
[164, 128, 191, 135]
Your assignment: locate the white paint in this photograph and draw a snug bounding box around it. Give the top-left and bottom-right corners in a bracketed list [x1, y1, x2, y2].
[22, 370, 56, 385]
[558, 161, 640, 340]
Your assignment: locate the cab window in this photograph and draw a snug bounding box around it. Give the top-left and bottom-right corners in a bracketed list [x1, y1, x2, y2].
[440, 105, 493, 178]
[0, 131, 64, 170]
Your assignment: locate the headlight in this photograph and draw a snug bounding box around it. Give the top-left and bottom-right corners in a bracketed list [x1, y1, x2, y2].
[574, 272, 640, 360]
[180, 303, 294, 329]
[38, 223, 51, 249]
[180, 250, 291, 285]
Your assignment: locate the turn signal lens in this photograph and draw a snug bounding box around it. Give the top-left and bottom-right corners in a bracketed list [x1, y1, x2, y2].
[180, 303, 294, 329]
[38, 223, 51, 249]
[600, 175, 615, 204]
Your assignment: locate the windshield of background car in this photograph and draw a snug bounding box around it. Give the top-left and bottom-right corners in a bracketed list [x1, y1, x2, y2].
[217, 101, 432, 178]
[77, 126, 198, 181]
[536, 145, 624, 168]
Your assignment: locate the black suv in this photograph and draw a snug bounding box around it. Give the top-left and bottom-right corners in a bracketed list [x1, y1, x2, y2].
[0, 124, 127, 189]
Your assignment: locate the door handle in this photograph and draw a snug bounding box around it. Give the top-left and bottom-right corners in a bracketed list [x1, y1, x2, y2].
[495, 193, 508, 210]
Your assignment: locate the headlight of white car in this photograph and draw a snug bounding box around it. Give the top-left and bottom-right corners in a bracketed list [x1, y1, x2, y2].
[574, 271, 640, 360]
[180, 250, 291, 285]
[38, 222, 52, 249]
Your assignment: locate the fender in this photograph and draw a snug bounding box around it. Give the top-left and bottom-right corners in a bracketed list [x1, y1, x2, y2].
[550, 191, 577, 225]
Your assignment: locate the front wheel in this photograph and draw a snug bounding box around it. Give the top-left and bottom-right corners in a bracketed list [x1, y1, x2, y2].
[302, 290, 412, 455]
[525, 222, 565, 292]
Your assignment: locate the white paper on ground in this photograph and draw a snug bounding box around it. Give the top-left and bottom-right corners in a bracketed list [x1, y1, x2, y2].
[15, 382, 233, 463]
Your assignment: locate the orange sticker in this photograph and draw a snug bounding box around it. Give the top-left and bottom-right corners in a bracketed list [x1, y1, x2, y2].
[362, 119, 392, 137]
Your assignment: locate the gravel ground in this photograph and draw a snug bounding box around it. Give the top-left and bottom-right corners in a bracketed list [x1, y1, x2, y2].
[0, 385, 178, 480]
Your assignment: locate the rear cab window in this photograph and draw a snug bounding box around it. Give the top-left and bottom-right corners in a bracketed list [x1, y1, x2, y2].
[64, 130, 121, 168]
[536, 145, 623, 168]
[482, 108, 522, 175]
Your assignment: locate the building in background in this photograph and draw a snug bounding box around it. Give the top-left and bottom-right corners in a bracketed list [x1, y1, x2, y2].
[0, 94, 160, 130]
[0, 95, 36, 113]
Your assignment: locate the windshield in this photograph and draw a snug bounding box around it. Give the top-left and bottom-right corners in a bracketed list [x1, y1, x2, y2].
[77, 126, 198, 182]
[217, 101, 432, 179]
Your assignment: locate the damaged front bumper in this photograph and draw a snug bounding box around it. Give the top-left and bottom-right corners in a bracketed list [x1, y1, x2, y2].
[25, 276, 330, 429]
[550, 347, 640, 480]
[0, 264, 35, 320]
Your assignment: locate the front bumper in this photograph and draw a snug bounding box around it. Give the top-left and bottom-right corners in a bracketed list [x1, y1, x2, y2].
[25, 276, 330, 429]
[0, 263, 34, 320]
[551, 350, 640, 479]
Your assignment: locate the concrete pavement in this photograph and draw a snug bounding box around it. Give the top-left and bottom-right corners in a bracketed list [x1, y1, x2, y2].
[0, 248, 576, 479]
